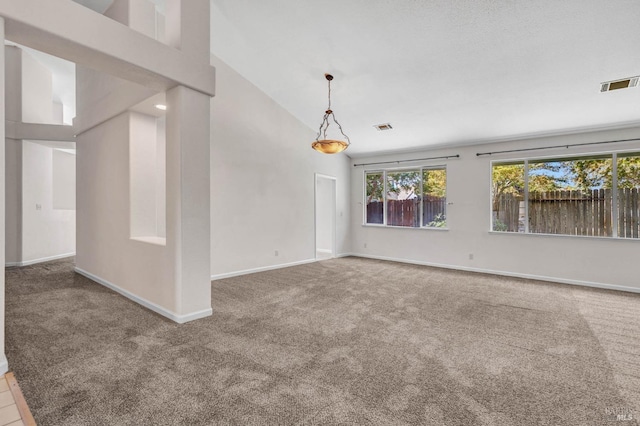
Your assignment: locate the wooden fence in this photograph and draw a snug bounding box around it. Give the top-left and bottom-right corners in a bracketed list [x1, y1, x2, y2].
[619, 188, 640, 238]
[366, 196, 446, 226]
[495, 188, 640, 237]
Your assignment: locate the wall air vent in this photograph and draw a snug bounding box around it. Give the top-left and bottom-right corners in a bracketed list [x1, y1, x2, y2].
[600, 76, 639, 92]
[374, 123, 393, 131]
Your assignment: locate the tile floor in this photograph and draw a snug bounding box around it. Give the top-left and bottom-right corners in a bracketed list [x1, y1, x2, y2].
[0, 374, 34, 426]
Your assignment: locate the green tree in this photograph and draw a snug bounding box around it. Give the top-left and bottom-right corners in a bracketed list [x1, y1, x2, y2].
[365, 173, 383, 203]
[423, 169, 446, 197]
[566, 156, 640, 191]
[618, 156, 640, 188]
[564, 158, 612, 191]
[491, 164, 524, 212]
[492, 162, 563, 211]
[387, 171, 420, 198]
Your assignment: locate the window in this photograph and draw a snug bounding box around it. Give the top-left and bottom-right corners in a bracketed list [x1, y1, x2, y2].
[365, 167, 447, 228]
[365, 172, 384, 224]
[491, 152, 640, 238]
[386, 170, 420, 227]
[423, 168, 447, 227]
[492, 162, 524, 232]
[618, 153, 640, 238]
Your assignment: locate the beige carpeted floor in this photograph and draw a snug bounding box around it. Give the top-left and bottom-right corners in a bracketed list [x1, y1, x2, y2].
[5, 257, 640, 425]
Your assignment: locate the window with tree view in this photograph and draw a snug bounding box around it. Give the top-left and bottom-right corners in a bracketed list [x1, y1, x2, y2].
[491, 152, 640, 238]
[365, 167, 447, 228]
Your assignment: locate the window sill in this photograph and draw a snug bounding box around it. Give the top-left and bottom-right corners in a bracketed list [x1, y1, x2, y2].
[362, 224, 449, 231]
[488, 231, 638, 242]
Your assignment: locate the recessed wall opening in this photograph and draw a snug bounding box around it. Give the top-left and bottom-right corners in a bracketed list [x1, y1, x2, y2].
[129, 94, 167, 245]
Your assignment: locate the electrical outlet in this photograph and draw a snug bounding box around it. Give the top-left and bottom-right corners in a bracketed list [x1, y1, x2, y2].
[275, 250, 279, 257]
[364, 243, 367, 248]
[36, 204, 42, 210]
[469, 253, 474, 260]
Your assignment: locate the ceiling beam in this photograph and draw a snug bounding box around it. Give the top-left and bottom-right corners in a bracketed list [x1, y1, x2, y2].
[0, 0, 215, 96]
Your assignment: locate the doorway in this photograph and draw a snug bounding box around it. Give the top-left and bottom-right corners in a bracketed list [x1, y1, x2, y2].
[315, 174, 337, 260]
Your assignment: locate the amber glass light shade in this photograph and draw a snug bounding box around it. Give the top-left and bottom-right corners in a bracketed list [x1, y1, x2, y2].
[312, 74, 350, 154]
[311, 139, 349, 154]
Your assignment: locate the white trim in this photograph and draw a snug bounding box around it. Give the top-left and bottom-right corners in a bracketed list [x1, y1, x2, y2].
[335, 253, 353, 258]
[0, 354, 8, 375]
[315, 173, 337, 260]
[211, 258, 318, 280]
[74, 267, 212, 323]
[361, 224, 449, 231]
[316, 249, 333, 254]
[487, 230, 639, 242]
[8, 252, 76, 267]
[350, 253, 640, 295]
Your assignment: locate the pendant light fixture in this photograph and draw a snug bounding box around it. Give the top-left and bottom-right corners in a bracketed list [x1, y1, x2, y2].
[312, 73, 351, 154]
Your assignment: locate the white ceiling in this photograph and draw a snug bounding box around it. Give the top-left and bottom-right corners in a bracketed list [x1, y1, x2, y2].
[17, 0, 640, 157]
[210, 0, 640, 156]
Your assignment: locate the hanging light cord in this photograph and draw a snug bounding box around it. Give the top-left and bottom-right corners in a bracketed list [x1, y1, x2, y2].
[316, 77, 350, 144]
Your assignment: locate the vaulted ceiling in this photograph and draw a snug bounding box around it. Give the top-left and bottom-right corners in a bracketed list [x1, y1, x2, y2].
[210, 0, 640, 156]
[65, 1, 640, 156]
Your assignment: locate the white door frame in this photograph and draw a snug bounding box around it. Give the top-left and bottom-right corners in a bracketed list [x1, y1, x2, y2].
[314, 173, 337, 259]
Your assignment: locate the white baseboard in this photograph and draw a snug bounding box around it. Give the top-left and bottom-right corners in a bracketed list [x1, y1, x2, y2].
[350, 253, 640, 295]
[316, 249, 333, 254]
[6, 252, 76, 267]
[211, 258, 321, 280]
[0, 354, 7, 375]
[74, 267, 212, 324]
[211, 254, 355, 281]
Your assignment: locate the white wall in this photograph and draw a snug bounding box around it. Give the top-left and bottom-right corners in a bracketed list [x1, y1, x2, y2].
[76, 112, 177, 310]
[4, 44, 75, 266]
[0, 18, 6, 373]
[21, 50, 56, 124]
[52, 149, 75, 210]
[5, 139, 21, 265]
[210, 54, 351, 277]
[350, 126, 640, 292]
[21, 141, 75, 263]
[75, 0, 212, 323]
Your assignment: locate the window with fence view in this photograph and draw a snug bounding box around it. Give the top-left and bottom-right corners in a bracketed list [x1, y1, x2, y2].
[492, 152, 640, 238]
[365, 167, 447, 228]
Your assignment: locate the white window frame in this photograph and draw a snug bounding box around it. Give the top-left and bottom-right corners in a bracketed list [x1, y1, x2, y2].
[363, 166, 448, 229]
[490, 150, 640, 239]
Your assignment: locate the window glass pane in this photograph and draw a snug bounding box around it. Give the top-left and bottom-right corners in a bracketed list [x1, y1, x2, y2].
[365, 172, 384, 224]
[528, 157, 613, 236]
[422, 168, 447, 227]
[492, 163, 525, 232]
[617, 153, 640, 238]
[386, 170, 420, 227]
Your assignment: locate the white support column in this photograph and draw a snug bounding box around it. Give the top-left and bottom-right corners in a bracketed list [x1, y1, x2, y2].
[166, 85, 211, 319]
[164, 0, 213, 320]
[0, 16, 8, 374]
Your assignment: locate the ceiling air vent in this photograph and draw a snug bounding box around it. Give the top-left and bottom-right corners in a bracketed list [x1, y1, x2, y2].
[374, 123, 393, 131]
[600, 76, 639, 92]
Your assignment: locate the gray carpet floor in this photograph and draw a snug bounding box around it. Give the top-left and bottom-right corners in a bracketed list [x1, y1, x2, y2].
[5, 257, 640, 425]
